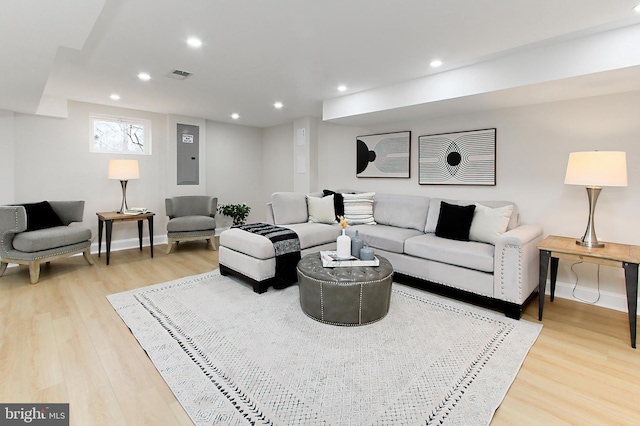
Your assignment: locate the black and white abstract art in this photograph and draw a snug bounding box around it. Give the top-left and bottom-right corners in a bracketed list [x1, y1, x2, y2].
[419, 128, 496, 185]
[356, 131, 410, 178]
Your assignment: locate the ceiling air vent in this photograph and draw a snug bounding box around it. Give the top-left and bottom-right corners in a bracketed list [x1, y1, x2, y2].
[166, 69, 193, 80]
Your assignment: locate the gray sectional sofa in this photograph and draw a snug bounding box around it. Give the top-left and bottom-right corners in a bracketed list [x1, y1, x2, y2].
[219, 191, 543, 318]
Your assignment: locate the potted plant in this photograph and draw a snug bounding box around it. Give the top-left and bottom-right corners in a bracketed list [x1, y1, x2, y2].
[217, 203, 251, 226]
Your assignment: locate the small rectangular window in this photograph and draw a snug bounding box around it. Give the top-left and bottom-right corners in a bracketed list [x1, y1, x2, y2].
[90, 115, 152, 155]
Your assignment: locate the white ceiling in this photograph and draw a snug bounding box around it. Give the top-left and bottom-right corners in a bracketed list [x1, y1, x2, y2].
[2, 0, 640, 127]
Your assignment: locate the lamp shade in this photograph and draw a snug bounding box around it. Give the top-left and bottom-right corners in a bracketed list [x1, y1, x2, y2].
[564, 151, 627, 187]
[108, 159, 140, 180]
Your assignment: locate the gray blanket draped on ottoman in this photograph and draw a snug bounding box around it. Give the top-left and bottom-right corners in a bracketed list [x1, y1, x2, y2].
[234, 223, 301, 289]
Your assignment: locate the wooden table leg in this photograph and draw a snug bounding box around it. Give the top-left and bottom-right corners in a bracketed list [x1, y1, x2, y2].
[539, 250, 551, 321]
[622, 262, 638, 349]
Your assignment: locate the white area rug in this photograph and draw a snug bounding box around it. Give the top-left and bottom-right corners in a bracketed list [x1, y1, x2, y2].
[107, 270, 541, 425]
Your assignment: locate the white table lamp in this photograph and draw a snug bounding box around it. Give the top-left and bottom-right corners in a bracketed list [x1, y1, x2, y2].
[108, 159, 140, 213]
[564, 151, 627, 248]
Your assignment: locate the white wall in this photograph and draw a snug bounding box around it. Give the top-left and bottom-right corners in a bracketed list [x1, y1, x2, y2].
[317, 91, 640, 311]
[0, 110, 14, 204]
[262, 123, 294, 218]
[8, 101, 268, 249]
[292, 117, 320, 195]
[317, 122, 368, 191]
[13, 101, 168, 247]
[206, 120, 264, 227]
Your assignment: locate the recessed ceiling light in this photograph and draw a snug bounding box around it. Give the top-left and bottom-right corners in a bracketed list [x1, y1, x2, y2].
[137, 72, 151, 81]
[634, 4, 640, 13]
[231, 113, 240, 120]
[337, 85, 347, 92]
[187, 37, 202, 48]
[273, 101, 284, 109]
[430, 59, 443, 68]
[110, 94, 120, 100]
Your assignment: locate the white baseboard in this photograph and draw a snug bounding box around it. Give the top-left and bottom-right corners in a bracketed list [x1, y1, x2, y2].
[89, 235, 168, 255]
[547, 279, 639, 316]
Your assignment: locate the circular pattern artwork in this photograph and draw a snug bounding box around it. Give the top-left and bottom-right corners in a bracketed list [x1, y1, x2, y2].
[418, 128, 496, 185]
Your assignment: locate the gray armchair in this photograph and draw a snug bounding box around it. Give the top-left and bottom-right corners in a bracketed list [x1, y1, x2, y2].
[0, 201, 94, 284]
[165, 196, 218, 254]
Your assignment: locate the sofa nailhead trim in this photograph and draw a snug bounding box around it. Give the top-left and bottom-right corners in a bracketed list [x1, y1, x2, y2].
[298, 269, 393, 326]
[4, 242, 91, 262]
[359, 283, 364, 324]
[0, 209, 20, 259]
[499, 244, 523, 303]
[320, 283, 324, 321]
[297, 271, 392, 287]
[301, 310, 388, 327]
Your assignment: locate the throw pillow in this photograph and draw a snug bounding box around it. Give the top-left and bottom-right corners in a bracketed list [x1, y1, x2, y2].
[343, 192, 376, 225]
[271, 192, 308, 225]
[435, 201, 476, 241]
[323, 189, 345, 219]
[306, 195, 336, 224]
[21, 201, 64, 231]
[469, 203, 514, 245]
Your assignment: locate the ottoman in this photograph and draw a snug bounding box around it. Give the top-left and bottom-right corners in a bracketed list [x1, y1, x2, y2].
[296, 252, 394, 326]
[219, 224, 339, 293]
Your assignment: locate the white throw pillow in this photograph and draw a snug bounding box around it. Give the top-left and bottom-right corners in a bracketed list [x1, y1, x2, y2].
[306, 195, 336, 224]
[469, 203, 514, 245]
[343, 192, 376, 225]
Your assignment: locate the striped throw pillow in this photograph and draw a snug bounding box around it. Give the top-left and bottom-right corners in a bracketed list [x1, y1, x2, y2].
[343, 192, 376, 225]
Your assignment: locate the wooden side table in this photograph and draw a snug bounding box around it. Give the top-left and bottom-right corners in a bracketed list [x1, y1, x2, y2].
[537, 235, 639, 348]
[96, 212, 155, 265]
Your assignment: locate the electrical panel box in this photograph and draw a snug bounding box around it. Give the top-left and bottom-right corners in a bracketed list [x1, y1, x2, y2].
[177, 123, 199, 185]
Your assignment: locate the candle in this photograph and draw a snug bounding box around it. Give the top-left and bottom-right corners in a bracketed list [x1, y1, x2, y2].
[359, 244, 375, 260]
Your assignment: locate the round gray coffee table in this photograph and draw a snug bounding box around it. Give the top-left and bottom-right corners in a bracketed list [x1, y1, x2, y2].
[296, 252, 393, 326]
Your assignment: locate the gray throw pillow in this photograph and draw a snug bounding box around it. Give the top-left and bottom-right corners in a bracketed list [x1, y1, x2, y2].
[272, 192, 308, 225]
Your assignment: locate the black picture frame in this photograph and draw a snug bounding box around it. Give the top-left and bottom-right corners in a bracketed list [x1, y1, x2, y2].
[418, 128, 496, 185]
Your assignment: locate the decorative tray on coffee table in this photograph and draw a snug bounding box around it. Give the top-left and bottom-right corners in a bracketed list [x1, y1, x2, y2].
[320, 250, 380, 268]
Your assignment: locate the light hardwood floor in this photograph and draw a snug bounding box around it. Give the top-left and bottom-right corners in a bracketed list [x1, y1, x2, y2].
[1, 242, 639, 425]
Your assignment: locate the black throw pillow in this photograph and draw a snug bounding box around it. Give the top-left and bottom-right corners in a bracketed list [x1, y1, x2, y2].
[21, 201, 64, 231]
[323, 189, 345, 219]
[435, 201, 476, 241]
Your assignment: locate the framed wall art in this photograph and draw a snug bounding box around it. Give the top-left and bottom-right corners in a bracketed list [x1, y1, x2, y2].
[418, 128, 496, 185]
[356, 131, 410, 178]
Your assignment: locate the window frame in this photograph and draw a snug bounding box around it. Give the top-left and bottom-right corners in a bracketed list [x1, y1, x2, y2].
[90, 114, 152, 155]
